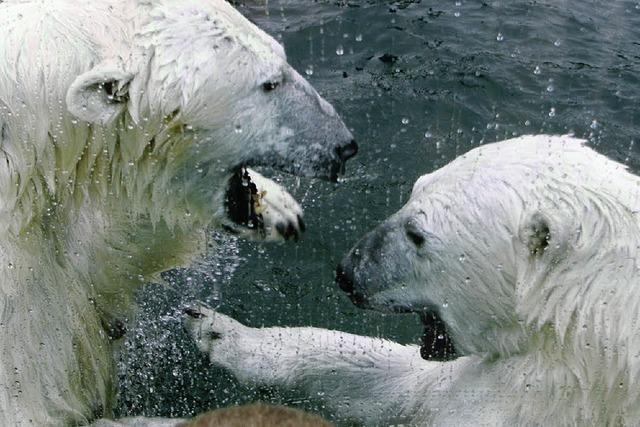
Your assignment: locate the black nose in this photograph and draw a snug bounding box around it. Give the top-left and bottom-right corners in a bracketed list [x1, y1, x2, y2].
[335, 262, 355, 294]
[336, 263, 368, 308]
[335, 139, 358, 162]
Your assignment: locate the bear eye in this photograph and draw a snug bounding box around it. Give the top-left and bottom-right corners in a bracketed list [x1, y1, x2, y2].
[406, 229, 426, 248]
[262, 81, 280, 92]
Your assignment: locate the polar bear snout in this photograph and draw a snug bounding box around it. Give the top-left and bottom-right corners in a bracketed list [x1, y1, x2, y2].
[336, 223, 399, 310]
[337, 215, 438, 314]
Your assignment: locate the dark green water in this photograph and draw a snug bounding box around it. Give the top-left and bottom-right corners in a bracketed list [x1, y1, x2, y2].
[116, 0, 640, 423]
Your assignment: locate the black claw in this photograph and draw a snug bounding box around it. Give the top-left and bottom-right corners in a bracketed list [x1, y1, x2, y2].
[276, 222, 287, 239]
[276, 221, 302, 241]
[183, 307, 205, 319]
[297, 215, 306, 233]
[221, 224, 240, 235]
[286, 223, 298, 241]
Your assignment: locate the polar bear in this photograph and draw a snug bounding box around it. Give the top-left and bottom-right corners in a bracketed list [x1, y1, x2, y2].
[0, 0, 356, 425]
[186, 135, 640, 426]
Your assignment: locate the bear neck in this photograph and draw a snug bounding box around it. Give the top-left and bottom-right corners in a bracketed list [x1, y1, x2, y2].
[0, 199, 209, 423]
[488, 257, 640, 424]
[48, 199, 208, 314]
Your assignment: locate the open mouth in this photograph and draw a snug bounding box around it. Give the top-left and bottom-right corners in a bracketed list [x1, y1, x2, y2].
[335, 264, 456, 361]
[222, 165, 307, 241]
[223, 145, 356, 238]
[419, 311, 456, 361]
[225, 167, 265, 234]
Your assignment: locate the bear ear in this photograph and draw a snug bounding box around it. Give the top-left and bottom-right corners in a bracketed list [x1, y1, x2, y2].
[66, 62, 134, 126]
[519, 212, 551, 257]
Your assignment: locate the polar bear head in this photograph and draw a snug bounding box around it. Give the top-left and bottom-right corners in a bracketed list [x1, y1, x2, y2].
[68, 0, 357, 213]
[67, 0, 356, 178]
[337, 135, 640, 359]
[0, 0, 355, 232]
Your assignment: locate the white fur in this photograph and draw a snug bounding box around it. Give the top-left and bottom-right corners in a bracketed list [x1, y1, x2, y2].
[189, 135, 640, 426]
[0, 0, 351, 425]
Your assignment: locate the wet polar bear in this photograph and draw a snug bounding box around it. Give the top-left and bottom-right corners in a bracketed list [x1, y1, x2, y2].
[0, 0, 356, 425]
[187, 135, 640, 426]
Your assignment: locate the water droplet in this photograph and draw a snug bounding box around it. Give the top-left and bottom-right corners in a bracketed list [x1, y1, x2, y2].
[336, 45, 344, 56]
[533, 66, 541, 75]
[496, 32, 504, 42]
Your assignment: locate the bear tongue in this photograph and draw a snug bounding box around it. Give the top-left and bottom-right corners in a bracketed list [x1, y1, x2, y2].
[419, 312, 457, 361]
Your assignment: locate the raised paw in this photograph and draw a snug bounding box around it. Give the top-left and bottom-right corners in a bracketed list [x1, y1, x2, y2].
[225, 168, 304, 241]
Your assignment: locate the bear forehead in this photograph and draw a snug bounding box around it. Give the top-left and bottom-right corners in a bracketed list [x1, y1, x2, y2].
[139, 0, 286, 61]
[410, 135, 631, 201]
